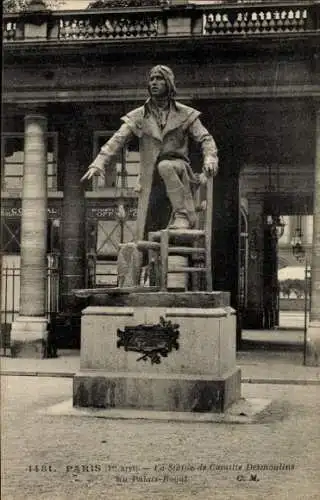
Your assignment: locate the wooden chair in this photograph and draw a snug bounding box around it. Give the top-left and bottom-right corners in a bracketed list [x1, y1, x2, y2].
[148, 174, 213, 292]
[118, 175, 213, 291]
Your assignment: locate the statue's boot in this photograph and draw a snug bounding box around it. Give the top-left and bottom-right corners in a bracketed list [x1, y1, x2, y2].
[157, 160, 197, 230]
[168, 210, 190, 229]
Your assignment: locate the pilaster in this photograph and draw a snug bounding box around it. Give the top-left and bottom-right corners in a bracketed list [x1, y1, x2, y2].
[212, 159, 241, 347]
[60, 116, 88, 315]
[243, 193, 265, 329]
[306, 105, 320, 365]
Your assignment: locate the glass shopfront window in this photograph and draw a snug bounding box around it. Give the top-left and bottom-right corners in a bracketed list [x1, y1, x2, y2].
[92, 131, 140, 192]
[1, 133, 58, 193]
[86, 131, 140, 287]
[1, 218, 21, 254]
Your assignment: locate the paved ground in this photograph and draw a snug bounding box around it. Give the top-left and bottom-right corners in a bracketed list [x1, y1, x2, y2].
[1, 376, 320, 500]
[1, 323, 319, 499]
[1, 330, 320, 384]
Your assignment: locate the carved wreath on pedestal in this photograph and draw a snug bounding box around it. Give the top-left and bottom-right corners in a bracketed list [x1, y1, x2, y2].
[117, 316, 180, 364]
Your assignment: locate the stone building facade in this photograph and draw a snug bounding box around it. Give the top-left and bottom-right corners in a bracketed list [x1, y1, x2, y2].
[2, 0, 320, 357]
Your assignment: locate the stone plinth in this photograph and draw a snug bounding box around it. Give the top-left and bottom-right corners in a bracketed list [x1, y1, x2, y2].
[73, 292, 241, 412]
[10, 316, 47, 358]
[306, 321, 320, 366]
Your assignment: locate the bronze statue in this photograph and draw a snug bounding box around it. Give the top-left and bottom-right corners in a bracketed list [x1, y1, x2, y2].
[81, 65, 218, 240]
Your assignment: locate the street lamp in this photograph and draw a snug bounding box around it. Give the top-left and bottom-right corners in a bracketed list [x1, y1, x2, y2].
[266, 214, 286, 239]
[290, 223, 310, 365]
[291, 221, 305, 263]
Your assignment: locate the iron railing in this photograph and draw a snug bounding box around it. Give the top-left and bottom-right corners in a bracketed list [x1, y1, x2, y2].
[0, 262, 59, 353]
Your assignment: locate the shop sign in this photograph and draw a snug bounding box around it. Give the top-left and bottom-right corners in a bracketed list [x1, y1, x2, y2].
[87, 206, 137, 220]
[1, 207, 62, 218]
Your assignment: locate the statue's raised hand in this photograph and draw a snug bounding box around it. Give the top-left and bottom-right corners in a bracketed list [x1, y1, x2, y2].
[203, 157, 218, 177]
[81, 164, 105, 183]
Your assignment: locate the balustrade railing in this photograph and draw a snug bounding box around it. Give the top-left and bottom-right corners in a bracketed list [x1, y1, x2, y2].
[58, 14, 160, 40]
[3, 2, 319, 43]
[203, 4, 313, 35]
[3, 20, 18, 41]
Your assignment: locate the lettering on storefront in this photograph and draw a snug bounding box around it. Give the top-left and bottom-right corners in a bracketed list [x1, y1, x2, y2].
[87, 207, 138, 220]
[1, 207, 62, 218]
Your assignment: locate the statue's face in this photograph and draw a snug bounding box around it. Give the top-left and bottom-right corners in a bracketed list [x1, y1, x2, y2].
[148, 71, 168, 98]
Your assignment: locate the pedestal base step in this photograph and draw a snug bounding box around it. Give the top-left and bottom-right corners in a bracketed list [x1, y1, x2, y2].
[73, 369, 241, 413]
[44, 395, 271, 424]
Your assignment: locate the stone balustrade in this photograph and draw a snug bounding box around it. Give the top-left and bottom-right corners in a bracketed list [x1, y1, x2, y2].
[203, 6, 310, 35]
[58, 15, 160, 40]
[3, 1, 319, 43]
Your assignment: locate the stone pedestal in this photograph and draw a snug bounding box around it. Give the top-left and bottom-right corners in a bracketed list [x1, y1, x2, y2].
[73, 292, 241, 412]
[306, 321, 320, 366]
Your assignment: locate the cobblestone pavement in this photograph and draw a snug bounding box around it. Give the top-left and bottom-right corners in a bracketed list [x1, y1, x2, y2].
[1, 376, 320, 500]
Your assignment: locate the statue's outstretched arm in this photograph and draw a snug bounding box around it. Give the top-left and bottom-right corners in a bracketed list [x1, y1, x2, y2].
[189, 119, 219, 177]
[81, 123, 134, 182]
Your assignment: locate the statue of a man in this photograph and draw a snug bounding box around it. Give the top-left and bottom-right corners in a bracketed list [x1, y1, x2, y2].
[81, 65, 218, 240]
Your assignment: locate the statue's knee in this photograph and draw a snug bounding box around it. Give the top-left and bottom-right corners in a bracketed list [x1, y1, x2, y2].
[157, 160, 172, 177]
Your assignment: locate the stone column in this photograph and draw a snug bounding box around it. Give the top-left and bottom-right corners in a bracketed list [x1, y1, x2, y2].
[243, 194, 265, 329]
[11, 114, 48, 357]
[263, 223, 280, 329]
[59, 119, 88, 340]
[212, 162, 241, 346]
[306, 107, 320, 365]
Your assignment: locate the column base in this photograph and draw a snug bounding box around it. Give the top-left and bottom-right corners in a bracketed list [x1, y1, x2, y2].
[306, 321, 320, 366]
[10, 316, 48, 358]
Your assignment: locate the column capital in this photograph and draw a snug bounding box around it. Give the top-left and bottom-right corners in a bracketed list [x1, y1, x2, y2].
[18, 103, 48, 115]
[24, 113, 48, 123]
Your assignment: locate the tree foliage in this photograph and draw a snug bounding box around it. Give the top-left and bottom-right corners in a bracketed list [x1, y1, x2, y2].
[279, 279, 310, 299]
[3, 0, 65, 13]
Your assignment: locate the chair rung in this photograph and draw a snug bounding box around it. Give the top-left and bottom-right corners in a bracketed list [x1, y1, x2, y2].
[167, 229, 205, 237]
[168, 267, 207, 273]
[168, 246, 206, 254]
[149, 229, 205, 239]
[136, 241, 160, 250]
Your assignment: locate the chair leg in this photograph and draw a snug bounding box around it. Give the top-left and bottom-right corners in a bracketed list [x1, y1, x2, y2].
[160, 229, 169, 291]
[191, 240, 199, 291]
[147, 233, 161, 287]
[205, 235, 213, 292]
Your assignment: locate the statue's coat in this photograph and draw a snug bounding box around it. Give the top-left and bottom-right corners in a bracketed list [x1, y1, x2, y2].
[99, 101, 217, 240]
